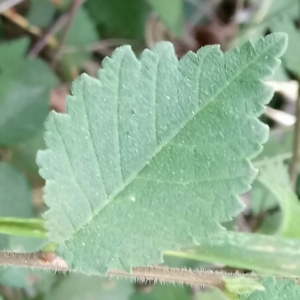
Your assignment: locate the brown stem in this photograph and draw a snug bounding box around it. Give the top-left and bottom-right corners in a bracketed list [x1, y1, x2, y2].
[51, 0, 85, 69]
[0, 251, 226, 286]
[0, 251, 299, 287]
[28, 13, 69, 57]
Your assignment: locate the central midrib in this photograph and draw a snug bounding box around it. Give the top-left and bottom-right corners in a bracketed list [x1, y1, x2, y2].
[62, 39, 280, 245]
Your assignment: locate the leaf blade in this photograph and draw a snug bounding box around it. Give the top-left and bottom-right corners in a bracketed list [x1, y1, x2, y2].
[38, 33, 287, 274]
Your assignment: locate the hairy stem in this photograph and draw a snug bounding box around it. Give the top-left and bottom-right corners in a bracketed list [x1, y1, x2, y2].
[0, 251, 265, 287]
[2, 219, 300, 277]
[1, 251, 300, 286]
[290, 79, 300, 189]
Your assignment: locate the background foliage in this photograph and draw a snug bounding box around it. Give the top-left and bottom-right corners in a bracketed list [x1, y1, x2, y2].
[0, 0, 300, 299]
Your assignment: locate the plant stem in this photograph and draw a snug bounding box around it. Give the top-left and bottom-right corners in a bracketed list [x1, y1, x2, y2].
[290, 79, 300, 190]
[0, 217, 47, 238]
[2, 220, 300, 277]
[28, 13, 69, 57]
[51, 0, 85, 69]
[0, 251, 299, 286]
[0, 251, 277, 287]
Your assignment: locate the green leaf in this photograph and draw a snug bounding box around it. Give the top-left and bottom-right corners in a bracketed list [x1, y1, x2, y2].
[165, 231, 300, 276]
[0, 38, 58, 146]
[0, 163, 33, 223]
[239, 277, 300, 300]
[237, 0, 298, 48]
[130, 284, 191, 300]
[258, 160, 300, 238]
[266, 0, 299, 24]
[38, 33, 287, 274]
[84, 0, 150, 40]
[43, 274, 133, 300]
[147, 0, 184, 36]
[27, 0, 56, 28]
[252, 129, 293, 223]
[270, 16, 300, 76]
[0, 38, 30, 70]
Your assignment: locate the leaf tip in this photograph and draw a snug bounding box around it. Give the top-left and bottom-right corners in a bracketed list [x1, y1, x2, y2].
[266, 32, 288, 57]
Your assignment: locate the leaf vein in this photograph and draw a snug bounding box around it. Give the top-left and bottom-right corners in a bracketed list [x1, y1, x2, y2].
[62, 39, 278, 245]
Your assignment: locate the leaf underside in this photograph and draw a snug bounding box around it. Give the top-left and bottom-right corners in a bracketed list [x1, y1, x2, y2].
[38, 33, 287, 274]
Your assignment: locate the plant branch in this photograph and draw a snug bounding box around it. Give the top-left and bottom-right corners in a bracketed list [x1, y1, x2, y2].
[51, 0, 85, 69]
[28, 13, 69, 57]
[289, 79, 300, 190]
[0, 251, 279, 287]
[60, 39, 138, 54]
[1, 9, 57, 48]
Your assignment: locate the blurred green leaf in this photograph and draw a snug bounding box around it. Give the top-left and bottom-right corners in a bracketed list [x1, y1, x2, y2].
[61, 7, 99, 71]
[251, 179, 278, 216]
[240, 277, 300, 300]
[11, 129, 45, 185]
[266, 0, 299, 23]
[258, 160, 300, 238]
[258, 212, 281, 235]
[253, 127, 294, 167]
[270, 16, 300, 76]
[197, 288, 229, 300]
[237, 0, 298, 49]
[166, 231, 300, 277]
[249, 128, 296, 235]
[0, 163, 33, 224]
[147, 0, 183, 36]
[130, 284, 191, 300]
[27, 0, 56, 28]
[84, 0, 150, 40]
[43, 274, 133, 300]
[0, 38, 58, 146]
[163, 219, 235, 269]
[0, 162, 44, 288]
[0, 38, 29, 71]
[0, 267, 39, 289]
